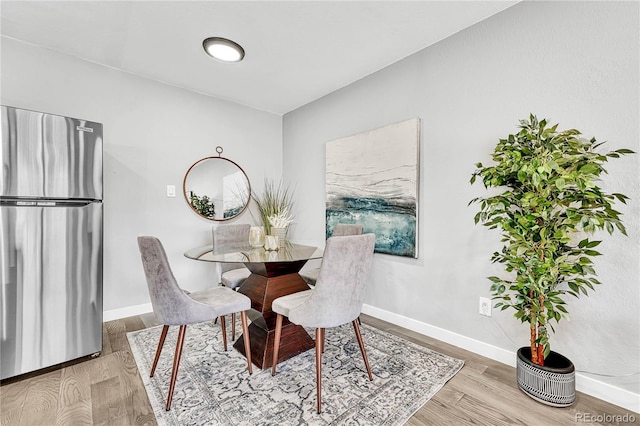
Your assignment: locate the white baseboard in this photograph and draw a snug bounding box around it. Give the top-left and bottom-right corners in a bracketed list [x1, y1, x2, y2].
[362, 304, 640, 414]
[103, 303, 153, 322]
[103, 302, 638, 413]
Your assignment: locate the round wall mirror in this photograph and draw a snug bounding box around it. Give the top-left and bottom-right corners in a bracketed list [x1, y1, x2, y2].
[183, 147, 251, 221]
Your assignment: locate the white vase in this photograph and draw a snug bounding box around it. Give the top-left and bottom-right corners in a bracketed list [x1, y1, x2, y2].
[270, 227, 287, 248]
[264, 235, 279, 251]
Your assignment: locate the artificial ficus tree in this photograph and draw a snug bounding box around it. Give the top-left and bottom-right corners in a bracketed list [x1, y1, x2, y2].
[470, 115, 633, 366]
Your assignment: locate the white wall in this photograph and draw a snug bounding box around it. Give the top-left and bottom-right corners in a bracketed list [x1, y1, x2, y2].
[1, 37, 282, 313]
[283, 0, 639, 408]
[2, 0, 638, 412]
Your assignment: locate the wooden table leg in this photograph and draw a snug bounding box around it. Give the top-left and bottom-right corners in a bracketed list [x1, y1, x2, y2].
[233, 266, 315, 369]
[233, 317, 314, 369]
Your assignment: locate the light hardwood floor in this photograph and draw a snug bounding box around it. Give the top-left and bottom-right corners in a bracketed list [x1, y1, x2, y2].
[1, 314, 637, 425]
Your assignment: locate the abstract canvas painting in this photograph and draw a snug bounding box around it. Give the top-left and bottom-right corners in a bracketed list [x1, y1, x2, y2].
[326, 118, 420, 258]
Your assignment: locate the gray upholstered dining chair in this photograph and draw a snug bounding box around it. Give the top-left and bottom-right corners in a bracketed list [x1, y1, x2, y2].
[137, 236, 253, 411]
[212, 224, 251, 340]
[299, 223, 364, 287]
[271, 233, 376, 413]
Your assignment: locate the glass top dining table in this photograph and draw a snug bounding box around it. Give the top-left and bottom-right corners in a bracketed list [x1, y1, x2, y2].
[184, 242, 323, 369]
[184, 242, 323, 265]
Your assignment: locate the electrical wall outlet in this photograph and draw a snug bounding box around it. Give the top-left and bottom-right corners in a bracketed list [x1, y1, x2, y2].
[479, 297, 492, 317]
[166, 185, 176, 197]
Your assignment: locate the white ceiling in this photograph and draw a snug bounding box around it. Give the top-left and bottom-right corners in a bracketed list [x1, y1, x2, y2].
[0, 1, 517, 115]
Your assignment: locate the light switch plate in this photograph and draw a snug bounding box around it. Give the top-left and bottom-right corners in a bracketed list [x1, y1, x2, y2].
[166, 185, 176, 197]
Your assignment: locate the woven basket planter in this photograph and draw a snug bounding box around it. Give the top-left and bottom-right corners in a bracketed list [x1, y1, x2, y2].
[516, 347, 575, 407]
[270, 227, 287, 248]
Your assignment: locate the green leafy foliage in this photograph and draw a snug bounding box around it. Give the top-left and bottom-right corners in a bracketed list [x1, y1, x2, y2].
[190, 192, 216, 218]
[470, 115, 633, 361]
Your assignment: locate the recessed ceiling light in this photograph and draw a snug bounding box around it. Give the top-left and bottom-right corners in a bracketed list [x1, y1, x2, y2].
[202, 37, 245, 63]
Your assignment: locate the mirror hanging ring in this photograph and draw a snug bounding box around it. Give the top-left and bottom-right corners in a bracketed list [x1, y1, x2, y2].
[183, 146, 252, 221]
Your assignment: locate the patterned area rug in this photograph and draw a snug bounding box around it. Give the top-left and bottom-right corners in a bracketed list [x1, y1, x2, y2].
[127, 321, 464, 425]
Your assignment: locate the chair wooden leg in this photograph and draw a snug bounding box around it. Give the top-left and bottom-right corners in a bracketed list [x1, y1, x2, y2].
[315, 328, 324, 413]
[150, 325, 169, 378]
[220, 315, 228, 351]
[353, 320, 373, 381]
[240, 311, 252, 374]
[166, 325, 187, 411]
[232, 312, 236, 341]
[271, 314, 283, 376]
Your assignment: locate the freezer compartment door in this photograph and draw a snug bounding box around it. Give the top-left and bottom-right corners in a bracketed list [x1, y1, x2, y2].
[0, 202, 103, 380]
[1, 105, 103, 200]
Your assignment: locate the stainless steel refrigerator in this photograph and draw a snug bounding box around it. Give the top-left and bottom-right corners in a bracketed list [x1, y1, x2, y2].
[0, 105, 103, 380]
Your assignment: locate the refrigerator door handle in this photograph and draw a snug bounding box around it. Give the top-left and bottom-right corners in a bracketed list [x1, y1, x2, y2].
[1, 199, 98, 208]
[1, 278, 5, 341]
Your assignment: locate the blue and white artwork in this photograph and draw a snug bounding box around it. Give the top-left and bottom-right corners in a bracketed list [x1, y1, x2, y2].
[326, 118, 420, 258]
